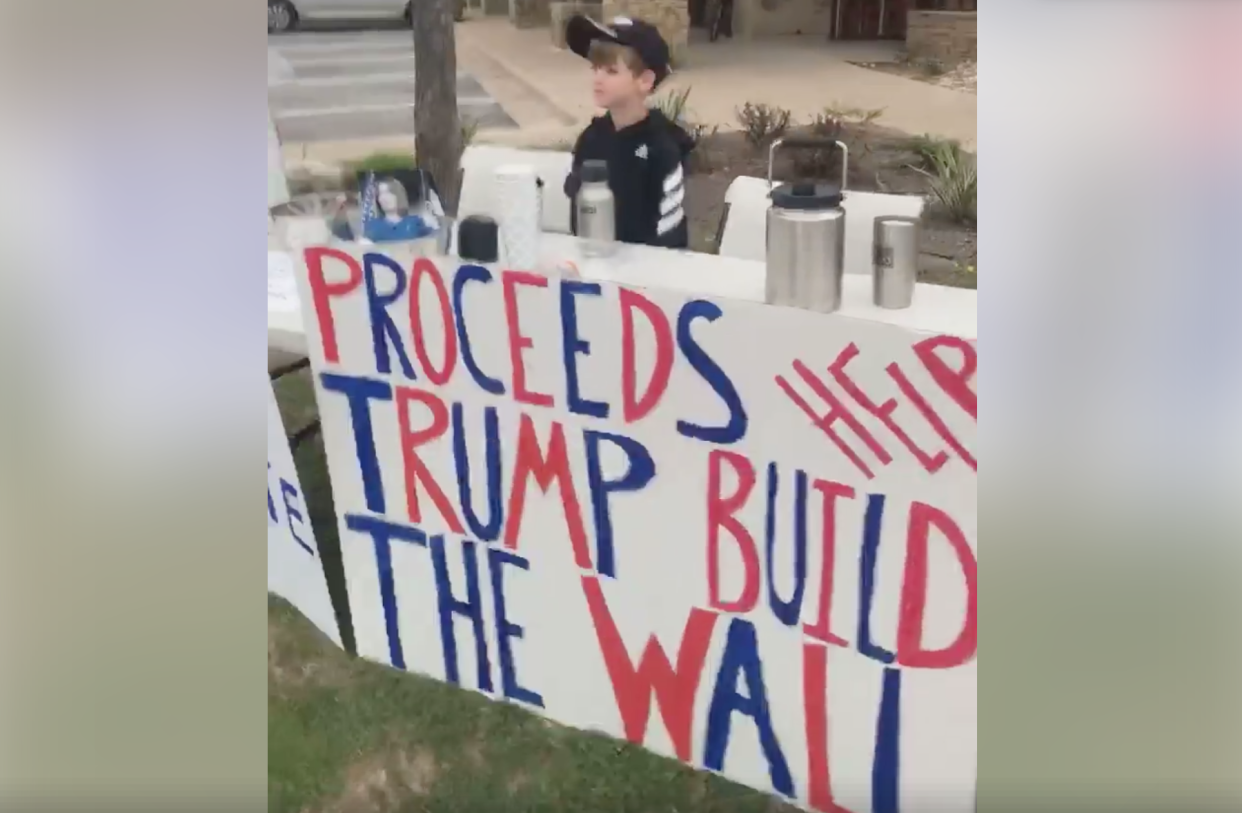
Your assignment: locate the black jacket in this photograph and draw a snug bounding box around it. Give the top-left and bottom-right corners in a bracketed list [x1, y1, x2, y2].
[563, 110, 695, 249]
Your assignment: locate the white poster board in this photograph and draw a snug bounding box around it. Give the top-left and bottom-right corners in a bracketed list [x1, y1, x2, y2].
[268, 109, 290, 210]
[293, 247, 977, 812]
[268, 381, 341, 646]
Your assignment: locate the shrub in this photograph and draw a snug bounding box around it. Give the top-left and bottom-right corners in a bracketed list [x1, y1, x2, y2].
[906, 133, 962, 170]
[684, 121, 719, 173]
[651, 86, 693, 125]
[789, 104, 884, 181]
[460, 118, 479, 147]
[735, 102, 792, 148]
[911, 141, 976, 225]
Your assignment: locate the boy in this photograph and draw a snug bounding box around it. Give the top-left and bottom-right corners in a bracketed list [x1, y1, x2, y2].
[563, 15, 695, 249]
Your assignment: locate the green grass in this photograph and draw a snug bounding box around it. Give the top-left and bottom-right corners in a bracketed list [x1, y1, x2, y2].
[269, 375, 794, 813]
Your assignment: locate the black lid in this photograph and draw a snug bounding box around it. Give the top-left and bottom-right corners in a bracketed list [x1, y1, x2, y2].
[770, 182, 843, 210]
[457, 215, 499, 263]
[565, 15, 672, 88]
[581, 160, 609, 183]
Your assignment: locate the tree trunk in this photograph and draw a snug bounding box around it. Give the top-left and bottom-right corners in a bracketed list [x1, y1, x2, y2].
[412, 0, 464, 214]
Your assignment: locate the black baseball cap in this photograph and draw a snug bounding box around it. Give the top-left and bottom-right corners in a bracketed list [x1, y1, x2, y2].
[565, 14, 671, 86]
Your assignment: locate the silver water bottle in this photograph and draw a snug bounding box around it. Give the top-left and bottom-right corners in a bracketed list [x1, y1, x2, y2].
[873, 215, 920, 309]
[576, 160, 615, 257]
[765, 136, 849, 313]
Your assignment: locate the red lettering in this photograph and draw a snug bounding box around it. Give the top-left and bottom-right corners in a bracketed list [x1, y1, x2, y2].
[913, 336, 976, 420]
[828, 343, 950, 474]
[803, 643, 856, 813]
[394, 387, 465, 534]
[504, 415, 592, 569]
[502, 271, 554, 408]
[407, 258, 458, 386]
[887, 363, 976, 471]
[581, 575, 718, 761]
[619, 288, 674, 423]
[802, 480, 855, 647]
[304, 247, 363, 364]
[706, 450, 760, 613]
[776, 361, 892, 480]
[896, 501, 977, 669]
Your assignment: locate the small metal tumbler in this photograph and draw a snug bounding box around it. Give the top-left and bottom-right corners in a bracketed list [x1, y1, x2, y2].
[872, 216, 920, 309]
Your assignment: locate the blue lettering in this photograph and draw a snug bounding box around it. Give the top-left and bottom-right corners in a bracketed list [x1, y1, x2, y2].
[872, 667, 902, 813]
[267, 463, 278, 523]
[560, 280, 610, 419]
[319, 373, 393, 514]
[704, 618, 793, 799]
[765, 463, 807, 626]
[430, 536, 493, 693]
[452, 402, 504, 543]
[675, 300, 748, 445]
[583, 429, 656, 579]
[858, 494, 895, 664]
[487, 548, 543, 708]
[452, 264, 506, 395]
[344, 513, 428, 670]
[363, 252, 416, 379]
[280, 478, 314, 555]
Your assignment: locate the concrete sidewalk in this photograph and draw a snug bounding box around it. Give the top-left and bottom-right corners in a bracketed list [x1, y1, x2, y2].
[457, 18, 976, 147]
[285, 16, 975, 167]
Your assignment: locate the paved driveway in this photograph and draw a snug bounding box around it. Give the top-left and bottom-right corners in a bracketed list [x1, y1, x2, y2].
[269, 29, 516, 144]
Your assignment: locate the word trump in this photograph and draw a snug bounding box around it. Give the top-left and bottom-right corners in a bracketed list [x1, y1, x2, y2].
[295, 248, 978, 813]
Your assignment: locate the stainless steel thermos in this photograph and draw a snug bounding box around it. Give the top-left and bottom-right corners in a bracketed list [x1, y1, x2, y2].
[576, 159, 615, 256]
[872, 215, 920, 309]
[765, 136, 849, 313]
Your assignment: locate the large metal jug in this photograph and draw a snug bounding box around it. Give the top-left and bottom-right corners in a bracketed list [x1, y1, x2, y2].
[765, 136, 849, 313]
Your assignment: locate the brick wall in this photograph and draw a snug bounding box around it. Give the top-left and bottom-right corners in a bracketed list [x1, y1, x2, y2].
[906, 10, 976, 63]
[601, 0, 689, 64]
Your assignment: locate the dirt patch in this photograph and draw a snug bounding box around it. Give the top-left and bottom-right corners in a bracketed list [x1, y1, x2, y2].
[684, 126, 977, 288]
[268, 609, 355, 694]
[326, 748, 439, 813]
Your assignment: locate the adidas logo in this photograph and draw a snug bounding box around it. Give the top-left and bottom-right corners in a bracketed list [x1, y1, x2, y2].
[634, 144, 649, 160]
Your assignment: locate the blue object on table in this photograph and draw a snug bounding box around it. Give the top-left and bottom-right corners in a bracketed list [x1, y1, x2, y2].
[359, 169, 439, 243]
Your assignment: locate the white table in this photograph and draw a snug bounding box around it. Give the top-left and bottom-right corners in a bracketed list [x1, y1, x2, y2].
[267, 233, 977, 358]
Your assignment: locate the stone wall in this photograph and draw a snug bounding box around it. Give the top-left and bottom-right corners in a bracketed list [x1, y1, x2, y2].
[550, 1, 605, 48]
[906, 10, 976, 63]
[600, 0, 690, 65]
[514, 0, 552, 27]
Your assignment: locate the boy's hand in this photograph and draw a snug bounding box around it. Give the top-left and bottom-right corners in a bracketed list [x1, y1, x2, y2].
[563, 171, 582, 201]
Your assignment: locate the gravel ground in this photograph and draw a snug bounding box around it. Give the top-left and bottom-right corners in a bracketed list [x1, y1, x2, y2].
[934, 61, 977, 94]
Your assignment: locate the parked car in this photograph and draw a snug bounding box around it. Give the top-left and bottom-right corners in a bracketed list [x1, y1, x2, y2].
[268, 0, 466, 34]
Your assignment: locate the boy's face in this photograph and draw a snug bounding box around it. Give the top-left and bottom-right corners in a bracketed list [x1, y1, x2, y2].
[591, 54, 655, 110]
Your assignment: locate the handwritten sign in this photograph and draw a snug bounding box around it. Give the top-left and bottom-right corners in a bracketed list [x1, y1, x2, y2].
[293, 248, 977, 813]
[268, 381, 341, 646]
